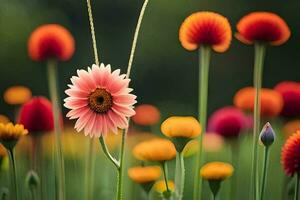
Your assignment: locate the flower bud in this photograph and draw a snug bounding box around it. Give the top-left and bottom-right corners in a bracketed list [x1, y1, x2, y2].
[25, 170, 40, 189]
[259, 122, 275, 147]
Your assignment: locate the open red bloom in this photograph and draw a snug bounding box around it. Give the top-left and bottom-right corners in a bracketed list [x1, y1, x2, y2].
[236, 12, 290, 45]
[179, 11, 232, 52]
[208, 106, 247, 138]
[234, 87, 283, 117]
[281, 131, 300, 176]
[132, 104, 160, 126]
[28, 24, 75, 61]
[274, 81, 300, 117]
[18, 96, 55, 133]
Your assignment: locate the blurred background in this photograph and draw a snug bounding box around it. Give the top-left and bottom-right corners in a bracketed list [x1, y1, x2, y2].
[1, 0, 299, 120]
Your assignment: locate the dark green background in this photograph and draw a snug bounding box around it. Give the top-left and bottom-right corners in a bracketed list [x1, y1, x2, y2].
[0, 0, 299, 120]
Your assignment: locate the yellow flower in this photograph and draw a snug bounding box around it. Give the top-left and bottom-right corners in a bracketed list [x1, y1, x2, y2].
[282, 120, 300, 139]
[0, 115, 10, 124]
[3, 86, 32, 105]
[154, 180, 175, 193]
[133, 138, 176, 162]
[0, 123, 28, 141]
[200, 162, 234, 181]
[128, 166, 161, 183]
[161, 116, 201, 138]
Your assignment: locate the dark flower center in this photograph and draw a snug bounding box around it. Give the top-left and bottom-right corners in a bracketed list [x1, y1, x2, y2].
[88, 88, 113, 113]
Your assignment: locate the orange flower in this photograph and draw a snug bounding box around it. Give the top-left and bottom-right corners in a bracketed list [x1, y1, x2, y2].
[133, 138, 176, 162]
[0, 115, 10, 124]
[0, 144, 7, 157]
[282, 120, 300, 139]
[128, 166, 161, 183]
[132, 104, 161, 126]
[28, 24, 75, 61]
[281, 131, 300, 176]
[200, 162, 234, 181]
[3, 86, 32, 105]
[234, 87, 283, 117]
[154, 180, 175, 193]
[236, 12, 290, 45]
[179, 11, 232, 52]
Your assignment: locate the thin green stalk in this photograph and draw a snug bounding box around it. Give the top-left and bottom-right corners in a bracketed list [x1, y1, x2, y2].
[193, 46, 211, 200]
[211, 193, 216, 200]
[84, 139, 96, 200]
[179, 152, 185, 200]
[8, 149, 17, 200]
[29, 187, 37, 200]
[99, 136, 120, 169]
[175, 152, 185, 200]
[162, 162, 170, 192]
[250, 43, 266, 200]
[116, 129, 126, 200]
[47, 59, 65, 200]
[294, 172, 300, 200]
[230, 140, 239, 200]
[259, 146, 269, 200]
[86, 0, 99, 66]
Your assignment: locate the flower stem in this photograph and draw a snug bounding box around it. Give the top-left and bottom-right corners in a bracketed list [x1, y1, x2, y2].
[84, 138, 96, 200]
[193, 46, 211, 200]
[126, 0, 149, 78]
[116, 129, 126, 200]
[294, 172, 300, 200]
[230, 140, 239, 200]
[86, 0, 99, 66]
[162, 161, 170, 192]
[7, 148, 17, 200]
[251, 43, 266, 200]
[47, 59, 65, 200]
[259, 146, 270, 200]
[99, 136, 120, 169]
[175, 152, 185, 200]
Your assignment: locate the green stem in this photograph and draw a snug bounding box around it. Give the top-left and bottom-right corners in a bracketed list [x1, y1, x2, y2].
[162, 161, 170, 192]
[30, 187, 37, 200]
[116, 129, 126, 200]
[84, 138, 96, 200]
[99, 136, 120, 169]
[86, 0, 99, 66]
[230, 140, 239, 200]
[259, 146, 270, 200]
[251, 43, 266, 200]
[179, 152, 185, 200]
[47, 59, 65, 200]
[193, 46, 211, 200]
[211, 193, 216, 200]
[8, 149, 17, 200]
[294, 172, 300, 200]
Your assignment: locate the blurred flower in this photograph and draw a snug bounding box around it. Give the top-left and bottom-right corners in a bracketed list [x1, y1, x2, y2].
[154, 180, 175, 193]
[133, 138, 176, 162]
[3, 86, 32, 105]
[179, 11, 232, 52]
[161, 116, 201, 152]
[259, 122, 275, 147]
[0, 123, 28, 149]
[0, 144, 7, 157]
[236, 12, 290, 45]
[128, 166, 161, 184]
[28, 24, 75, 61]
[64, 64, 136, 137]
[0, 115, 10, 124]
[161, 116, 201, 138]
[234, 87, 283, 117]
[274, 81, 300, 117]
[132, 104, 160, 126]
[281, 131, 300, 176]
[282, 120, 300, 139]
[18, 97, 55, 133]
[200, 162, 234, 181]
[208, 107, 247, 138]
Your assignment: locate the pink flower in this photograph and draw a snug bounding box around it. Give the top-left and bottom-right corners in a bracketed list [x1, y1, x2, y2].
[64, 64, 137, 137]
[208, 106, 247, 138]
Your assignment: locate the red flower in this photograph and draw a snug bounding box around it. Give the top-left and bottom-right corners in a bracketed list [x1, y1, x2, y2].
[208, 106, 247, 138]
[28, 24, 75, 61]
[274, 81, 300, 117]
[281, 131, 300, 176]
[132, 104, 161, 126]
[179, 11, 232, 52]
[18, 96, 55, 133]
[236, 12, 290, 45]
